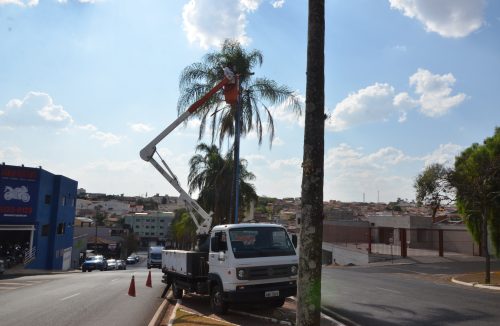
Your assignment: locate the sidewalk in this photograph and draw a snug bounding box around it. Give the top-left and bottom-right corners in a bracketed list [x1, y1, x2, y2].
[1, 265, 81, 277]
[159, 292, 343, 326]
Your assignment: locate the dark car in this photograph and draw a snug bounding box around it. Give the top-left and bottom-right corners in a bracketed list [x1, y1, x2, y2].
[126, 256, 136, 264]
[82, 256, 107, 272]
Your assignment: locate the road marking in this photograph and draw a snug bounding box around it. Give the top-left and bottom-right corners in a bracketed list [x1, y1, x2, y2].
[60, 293, 81, 301]
[390, 266, 427, 275]
[375, 286, 401, 294]
[111, 278, 120, 282]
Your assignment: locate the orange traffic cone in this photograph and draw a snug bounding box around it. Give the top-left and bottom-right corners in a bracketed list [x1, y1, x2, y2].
[146, 271, 152, 288]
[128, 275, 136, 297]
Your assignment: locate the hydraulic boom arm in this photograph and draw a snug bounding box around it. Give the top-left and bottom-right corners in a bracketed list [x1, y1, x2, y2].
[140, 68, 236, 236]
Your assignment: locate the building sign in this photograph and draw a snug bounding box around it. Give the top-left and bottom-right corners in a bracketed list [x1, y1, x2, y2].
[0, 166, 39, 219]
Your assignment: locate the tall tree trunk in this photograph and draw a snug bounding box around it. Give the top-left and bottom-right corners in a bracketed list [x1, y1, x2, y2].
[482, 211, 491, 284]
[297, 1, 325, 325]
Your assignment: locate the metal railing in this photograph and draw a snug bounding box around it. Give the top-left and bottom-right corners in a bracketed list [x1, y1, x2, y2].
[24, 247, 36, 265]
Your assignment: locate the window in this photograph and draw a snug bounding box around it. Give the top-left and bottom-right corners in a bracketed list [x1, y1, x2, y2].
[61, 196, 66, 206]
[41, 224, 50, 236]
[45, 195, 51, 204]
[135, 225, 140, 229]
[145, 232, 149, 235]
[159, 232, 164, 236]
[145, 225, 149, 229]
[159, 226, 164, 229]
[151, 226, 155, 229]
[159, 219, 164, 223]
[57, 223, 65, 235]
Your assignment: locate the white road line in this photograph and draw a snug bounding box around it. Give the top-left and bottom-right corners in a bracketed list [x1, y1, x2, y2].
[0, 286, 22, 290]
[111, 278, 120, 282]
[375, 286, 401, 294]
[60, 293, 81, 301]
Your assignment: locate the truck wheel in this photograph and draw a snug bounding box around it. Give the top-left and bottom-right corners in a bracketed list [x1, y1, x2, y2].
[210, 285, 228, 314]
[270, 298, 285, 308]
[172, 282, 183, 300]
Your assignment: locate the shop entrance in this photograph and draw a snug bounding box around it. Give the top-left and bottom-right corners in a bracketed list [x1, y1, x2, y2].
[0, 225, 35, 269]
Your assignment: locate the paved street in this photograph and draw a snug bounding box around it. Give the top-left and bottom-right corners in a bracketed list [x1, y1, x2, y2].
[321, 260, 500, 326]
[0, 262, 165, 326]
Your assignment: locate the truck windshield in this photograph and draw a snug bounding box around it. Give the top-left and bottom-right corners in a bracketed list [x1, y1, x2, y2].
[228, 227, 296, 258]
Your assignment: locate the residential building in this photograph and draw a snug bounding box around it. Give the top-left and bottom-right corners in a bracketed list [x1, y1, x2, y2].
[123, 211, 175, 247]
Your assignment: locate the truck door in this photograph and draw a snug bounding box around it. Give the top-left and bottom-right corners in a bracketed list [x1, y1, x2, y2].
[208, 231, 230, 286]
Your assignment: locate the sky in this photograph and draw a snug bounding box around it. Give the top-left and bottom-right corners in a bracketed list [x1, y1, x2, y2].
[0, 0, 499, 203]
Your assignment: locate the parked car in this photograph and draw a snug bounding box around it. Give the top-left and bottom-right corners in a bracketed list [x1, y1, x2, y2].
[126, 256, 136, 264]
[0, 259, 5, 274]
[81, 255, 107, 272]
[116, 260, 127, 270]
[107, 259, 117, 270]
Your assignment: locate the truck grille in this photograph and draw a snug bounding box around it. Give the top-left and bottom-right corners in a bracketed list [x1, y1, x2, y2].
[244, 264, 295, 280]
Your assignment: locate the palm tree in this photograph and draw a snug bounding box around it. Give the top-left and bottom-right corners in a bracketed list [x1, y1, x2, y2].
[178, 39, 302, 146]
[297, 1, 325, 325]
[188, 143, 257, 225]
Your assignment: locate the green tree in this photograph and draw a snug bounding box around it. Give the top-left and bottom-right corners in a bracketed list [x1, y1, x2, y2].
[178, 39, 301, 146]
[170, 209, 197, 250]
[188, 143, 258, 225]
[297, 1, 325, 325]
[450, 127, 500, 284]
[414, 163, 454, 221]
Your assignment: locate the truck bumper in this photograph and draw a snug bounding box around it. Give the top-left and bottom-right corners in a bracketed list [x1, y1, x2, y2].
[223, 281, 296, 303]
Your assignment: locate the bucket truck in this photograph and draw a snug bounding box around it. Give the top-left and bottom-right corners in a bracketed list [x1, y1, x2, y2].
[140, 68, 298, 314]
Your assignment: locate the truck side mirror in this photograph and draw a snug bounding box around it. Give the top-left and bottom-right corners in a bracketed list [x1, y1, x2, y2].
[292, 234, 298, 248]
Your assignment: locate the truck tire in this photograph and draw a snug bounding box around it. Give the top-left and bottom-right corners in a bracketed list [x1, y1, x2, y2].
[172, 281, 183, 300]
[210, 285, 228, 314]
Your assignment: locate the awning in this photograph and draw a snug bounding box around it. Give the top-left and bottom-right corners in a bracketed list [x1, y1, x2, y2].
[0, 224, 35, 231]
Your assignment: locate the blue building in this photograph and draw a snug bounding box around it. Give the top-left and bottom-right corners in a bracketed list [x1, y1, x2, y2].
[0, 164, 77, 270]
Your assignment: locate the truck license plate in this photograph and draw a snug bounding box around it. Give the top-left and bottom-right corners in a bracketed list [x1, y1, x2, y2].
[265, 290, 279, 298]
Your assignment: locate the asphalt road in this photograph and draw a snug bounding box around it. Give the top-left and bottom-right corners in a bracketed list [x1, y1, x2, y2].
[321, 260, 500, 326]
[0, 260, 165, 326]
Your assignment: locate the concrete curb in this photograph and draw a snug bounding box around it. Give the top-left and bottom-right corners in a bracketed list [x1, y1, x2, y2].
[148, 299, 169, 326]
[451, 278, 500, 291]
[229, 309, 293, 325]
[167, 299, 181, 326]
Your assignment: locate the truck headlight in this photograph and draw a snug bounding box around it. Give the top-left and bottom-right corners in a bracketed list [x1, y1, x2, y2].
[291, 265, 298, 275]
[237, 269, 246, 279]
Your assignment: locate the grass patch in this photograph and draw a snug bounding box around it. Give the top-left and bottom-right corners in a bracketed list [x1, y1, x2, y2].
[454, 271, 500, 286]
[172, 308, 236, 326]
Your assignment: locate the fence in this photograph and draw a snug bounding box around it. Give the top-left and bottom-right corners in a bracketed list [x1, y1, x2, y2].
[323, 224, 480, 259]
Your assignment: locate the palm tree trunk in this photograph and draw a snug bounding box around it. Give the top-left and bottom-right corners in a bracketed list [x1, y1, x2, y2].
[297, 1, 325, 325]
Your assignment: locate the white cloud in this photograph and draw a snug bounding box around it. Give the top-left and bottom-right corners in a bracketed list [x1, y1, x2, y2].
[90, 131, 121, 147]
[328, 83, 397, 132]
[272, 92, 305, 127]
[271, 0, 285, 8]
[389, 0, 485, 38]
[269, 157, 301, 170]
[421, 143, 462, 167]
[182, 0, 260, 49]
[323, 142, 461, 202]
[0, 146, 23, 163]
[0, 92, 74, 128]
[409, 69, 466, 117]
[129, 123, 153, 133]
[1, 92, 121, 147]
[328, 69, 465, 131]
[0, 0, 38, 7]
